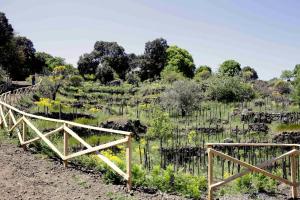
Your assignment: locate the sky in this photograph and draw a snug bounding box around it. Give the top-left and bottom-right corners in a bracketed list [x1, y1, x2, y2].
[1, 0, 300, 80]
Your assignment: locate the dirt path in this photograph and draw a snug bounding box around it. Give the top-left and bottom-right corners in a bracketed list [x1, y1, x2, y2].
[0, 138, 293, 200]
[0, 139, 185, 200]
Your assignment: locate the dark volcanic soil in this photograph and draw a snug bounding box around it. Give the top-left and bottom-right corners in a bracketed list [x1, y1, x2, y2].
[0, 139, 185, 200]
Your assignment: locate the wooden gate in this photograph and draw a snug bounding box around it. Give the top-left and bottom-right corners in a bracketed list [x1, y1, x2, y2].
[206, 143, 300, 200]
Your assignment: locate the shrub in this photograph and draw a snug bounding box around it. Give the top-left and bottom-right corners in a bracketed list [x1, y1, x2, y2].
[205, 76, 255, 102]
[160, 80, 203, 116]
[69, 75, 83, 87]
[160, 67, 185, 83]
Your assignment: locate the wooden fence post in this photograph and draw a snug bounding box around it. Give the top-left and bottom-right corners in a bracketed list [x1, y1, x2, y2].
[8, 109, 11, 131]
[63, 124, 69, 168]
[208, 145, 213, 200]
[126, 134, 132, 191]
[291, 148, 298, 199]
[22, 116, 27, 150]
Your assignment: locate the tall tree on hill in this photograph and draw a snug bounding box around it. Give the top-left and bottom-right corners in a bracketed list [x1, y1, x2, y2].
[164, 45, 195, 78]
[242, 66, 258, 81]
[78, 41, 129, 80]
[0, 12, 14, 76]
[219, 60, 241, 77]
[0, 12, 47, 80]
[140, 38, 168, 81]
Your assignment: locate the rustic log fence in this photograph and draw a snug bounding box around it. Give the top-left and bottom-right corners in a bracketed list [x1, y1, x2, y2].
[0, 80, 133, 190]
[206, 143, 300, 200]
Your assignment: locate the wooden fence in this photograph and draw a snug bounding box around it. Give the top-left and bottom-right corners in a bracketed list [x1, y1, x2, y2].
[0, 80, 133, 190]
[206, 143, 300, 200]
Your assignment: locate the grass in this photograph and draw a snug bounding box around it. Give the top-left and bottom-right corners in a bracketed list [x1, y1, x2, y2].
[275, 123, 300, 132]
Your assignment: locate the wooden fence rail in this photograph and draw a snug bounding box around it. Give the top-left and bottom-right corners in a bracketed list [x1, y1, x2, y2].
[206, 143, 300, 200]
[0, 80, 132, 190]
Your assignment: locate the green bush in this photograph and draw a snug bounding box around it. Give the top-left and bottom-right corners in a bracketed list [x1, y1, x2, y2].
[69, 75, 84, 87]
[205, 76, 255, 102]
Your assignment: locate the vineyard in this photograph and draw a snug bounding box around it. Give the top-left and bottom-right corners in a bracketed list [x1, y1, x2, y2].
[0, 75, 296, 199]
[1, 6, 300, 199]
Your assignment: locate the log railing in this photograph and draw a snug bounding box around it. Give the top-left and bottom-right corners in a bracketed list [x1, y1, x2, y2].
[206, 143, 300, 200]
[0, 80, 132, 190]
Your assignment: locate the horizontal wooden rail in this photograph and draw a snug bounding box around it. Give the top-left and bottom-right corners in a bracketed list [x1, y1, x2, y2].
[0, 79, 133, 190]
[207, 144, 299, 200]
[206, 143, 300, 147]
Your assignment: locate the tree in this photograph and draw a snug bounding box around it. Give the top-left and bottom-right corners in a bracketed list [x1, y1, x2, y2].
[160, 80, 202, 116]
[39, 66, 68, 100]
[78, 52, 99, 77]
[3, 36, 43, 80]
[242, 66, 258, 81]
[94, 41, 129, 79]
[147, 107, 173, 140]
[194, 65, 212, 81]
[0, 12, 14, 75]
[292, 74, 300, 106]
[140, 38, 168, 81]
[165, 45, 195, 78]
[205, 76, 255, 102]
[0, 12, 13, 46]
[78, 41, 129, 79]
[280, 70, 293, 81]
[95, 61, 116, 84]
[161, 67, 185, 83]
[274, 80, 291, 95]
[293, 64, 300, 76]
[219, 60, 241, 76]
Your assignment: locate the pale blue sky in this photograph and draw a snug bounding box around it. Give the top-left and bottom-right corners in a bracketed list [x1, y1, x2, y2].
[1, 0, 300, 80]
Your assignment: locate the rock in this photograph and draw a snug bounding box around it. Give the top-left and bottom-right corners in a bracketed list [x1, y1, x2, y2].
[107, 79, 123, 86]
[101, 118, 147, 140]
[248, 123, 269, 133]
[273, 131, 300, 143]
[223, 138, 234, 143]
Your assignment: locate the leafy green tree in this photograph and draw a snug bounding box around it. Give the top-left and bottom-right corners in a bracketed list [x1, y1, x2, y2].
[194, 65, 212, 81]
[39, 66, 68, 100]
[242, 66, 258, 81]
[161, 80, 202, 116]
[94, 41, 129, 79]
[161, 67, 185, 83]
[147, 108, 173, 140]
[140, 38, 168, 81]
[0, 12, 13, 46]
[280, 70, 293, 81]
[69, 75, 84, 87]
[205, 76, 255, 102]
[219, 60, 241, 76]
[165, 45, 195, 78]
[293, 64, 300, 75]
[0, 12, 15, 77]
[78, 41, 129, 79]
[0, 13, 52, 80]
[125, 71, 140, 86]
[273, 80, 290, 94]
[95, 61, 116, 84]
[292, 74, 300, 106]
[78, 52, 99, 77]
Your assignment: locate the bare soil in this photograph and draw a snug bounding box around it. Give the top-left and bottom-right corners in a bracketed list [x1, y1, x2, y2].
[0, 139, 185, 200]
